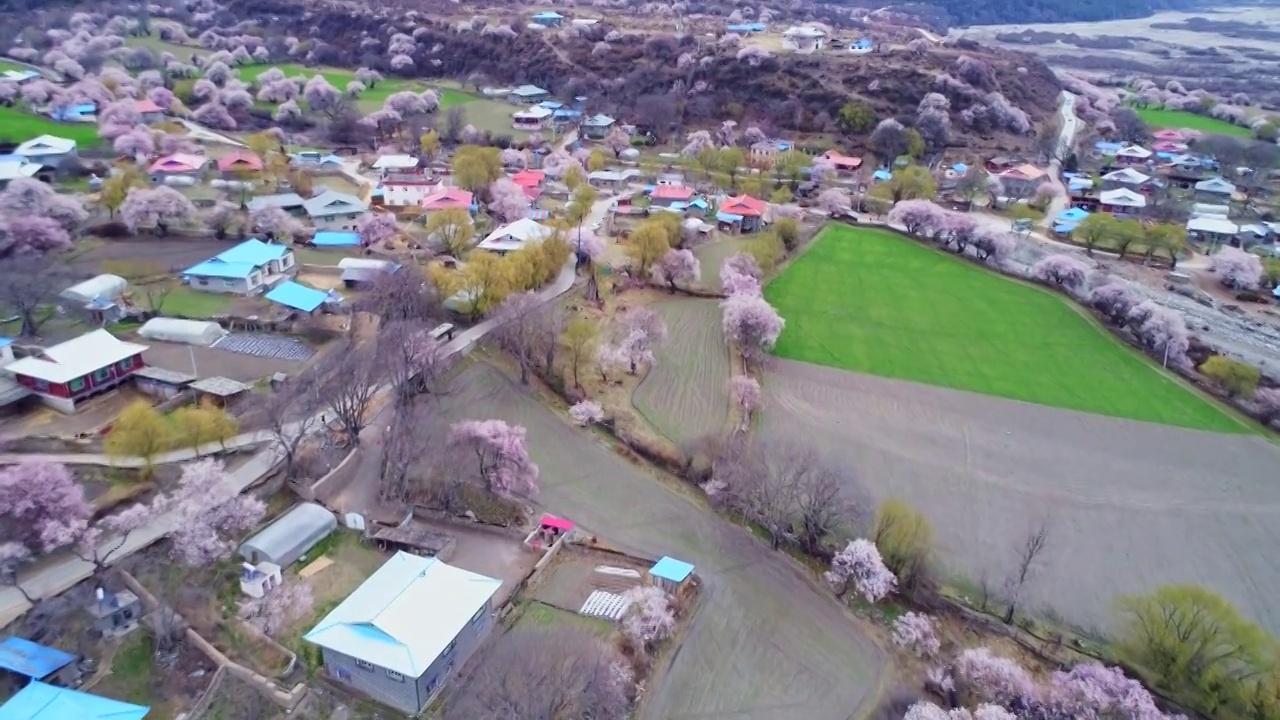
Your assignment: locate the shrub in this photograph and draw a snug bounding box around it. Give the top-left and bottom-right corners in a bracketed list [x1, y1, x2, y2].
[871, 499, 934, 595]
[1200, 355, 1260, 398]
[774, 217, 800, 251]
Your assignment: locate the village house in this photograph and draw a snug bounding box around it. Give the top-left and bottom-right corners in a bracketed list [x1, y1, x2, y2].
[3, 330, 148, 414]
[149, 153, 209, 181]
[718, 194, 768, 233]
[1151, 140, 1188, 154]
[266, 281, 334, 315]
[1186, 216, 1241, 246]
[985, 156, 1018, 174]
[512, 105, 553, 131]
[1194, 176, 1237, 201]
[338, 258, 400, 289]
[217, 150, 263, 177]
[14, 134, 77, 167]
[783, 25, 826, 51]
[290, 151, 344, 168]
[49, 102, 95, 122]
[478, 218, 556, 254]
[996, 164, 1048, 198]
[820, 149, 862, 174]
[379, 174, 437, 207]
[749, 139, 793, 167]
[1191, 203, 1231, 219]
[304, 552, 501, 715]
[1113, 145, 1154, 166]
[0, 69, 40, 83]
[247, 192, 307, 215]
[508, 85, 550, 105]
[531, 10, 564, 27]
[304, 190, 368, 230]
[0, 155, 43, 189]
[587, 168, 640, 192]
[1099, 188, 1147, 215]
[1151, 129, 1188, 143]
[650, 185, 696, 208]
[580, 114, 617, 140]
[1101, 167, 1151, 190]
[134, 98, 165, 124]
[182, 238, 297, 296]
[421, 187, 474, 215]
[510, 169, 545, 200]
[372, 154, 420, 172]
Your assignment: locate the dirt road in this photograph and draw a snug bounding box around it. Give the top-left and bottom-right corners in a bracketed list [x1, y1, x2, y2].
[761, 359, 1280, 634]
[439, 363, 888, 720]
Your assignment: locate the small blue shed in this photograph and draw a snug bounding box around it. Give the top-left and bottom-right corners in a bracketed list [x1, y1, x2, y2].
[648, 556, 695, 595]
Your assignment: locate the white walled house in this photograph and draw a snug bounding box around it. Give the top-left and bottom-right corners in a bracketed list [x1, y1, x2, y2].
[304, 190, 368, 231]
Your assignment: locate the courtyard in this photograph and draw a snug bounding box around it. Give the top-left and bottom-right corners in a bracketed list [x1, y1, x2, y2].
[764, 225, 1246, 432]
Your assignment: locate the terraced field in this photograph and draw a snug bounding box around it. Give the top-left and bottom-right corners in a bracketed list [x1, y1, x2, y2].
[633, 299, 730, 443]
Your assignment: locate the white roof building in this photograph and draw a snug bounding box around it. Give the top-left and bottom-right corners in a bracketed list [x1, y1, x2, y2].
[5, 330, 148, 384]
[512, 106, 553, 121]
[478, 218, 556, 253]
[783, 25, 826, 37]
[1187, 216, 1240, 236]
[15, 134, 76, 159]
[1194, 177, 1237, 196]
[304, 552, 501, 677]
[1114, 145, 1153, 160]
[0, 158, 41, 182]
[138, 318, 228, 346]
[1191, 203, 1231, 219]
[303, 190, 367, 219]
[372, 155, 419, 171]
[1102, 167, 1151, 185]
[60, 274, 126, 305]
[1099, 188, 1147, 209]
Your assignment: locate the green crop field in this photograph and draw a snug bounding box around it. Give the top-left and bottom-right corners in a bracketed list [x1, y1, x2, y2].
[764, 225, 1248, 432]
[1134, 107, 1253, 138]
[0, 105, 101, 146]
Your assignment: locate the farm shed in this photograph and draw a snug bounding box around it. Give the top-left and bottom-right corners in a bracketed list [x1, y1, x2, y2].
[60, 275, 126, 305]
[138, 318, 227, 346]
[238, 502, 337, 568]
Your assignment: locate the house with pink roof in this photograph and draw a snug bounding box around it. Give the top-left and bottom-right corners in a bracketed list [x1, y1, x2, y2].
[1152, 129, 1187, 142]
[148, 153, 208, 179]
[421, 187, 474, 213]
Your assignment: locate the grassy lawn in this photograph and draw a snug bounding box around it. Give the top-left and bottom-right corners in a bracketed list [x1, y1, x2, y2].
[0, 59, 30, 73]
[516, 600, 615, 637]
[0, 105, 102, 145]
[1134, 106, 1253, 138]
[764, 225, 1248, 432]
[91, 632, 161, 709]
[158, 286, 233, 318]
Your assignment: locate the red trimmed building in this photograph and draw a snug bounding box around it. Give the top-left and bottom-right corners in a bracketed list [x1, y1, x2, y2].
[4, 330, 148, 414]
[718, 194, 768, 233]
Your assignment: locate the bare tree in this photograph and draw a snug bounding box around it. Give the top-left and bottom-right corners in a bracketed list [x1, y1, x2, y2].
[380, 399, 441, 503]
[708, 440, 797, 550]
[1002, 517, 1051, 624]
[250, 370, 323, 477]
[0, 258, 77, 336]
[379, 320, 451, 404]
[360, 264, 440, 322]
[317, 342, 384, 441]
[442, 628, 632, 720]
[789, 447, 865, 554]
[142, 283, 174, 314]
[532, 304, 567, 382]
[492, 291, 541, 384]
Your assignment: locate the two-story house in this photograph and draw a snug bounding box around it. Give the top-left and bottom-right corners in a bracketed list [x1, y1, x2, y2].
[4, 330, 148, 414]
[304, 190, 368, 231]
[181, 239, 297, 296]
[14, 134, 78, 168]
[304, 552, 501, 715]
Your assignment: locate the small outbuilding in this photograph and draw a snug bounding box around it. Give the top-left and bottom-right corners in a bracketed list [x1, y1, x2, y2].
[60, 274, 126, 306]
[190, 376, 253, 407]
[338, 258, 399, 288]
[238, 502, 338, 568]
[138, 318, 227, 347]
[647, 556, 695, 597]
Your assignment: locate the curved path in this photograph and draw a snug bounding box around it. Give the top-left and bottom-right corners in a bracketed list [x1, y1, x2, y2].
[437, 363, 888, 720]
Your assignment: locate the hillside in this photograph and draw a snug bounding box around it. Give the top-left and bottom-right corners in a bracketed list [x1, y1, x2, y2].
[821, 0, 1215, 28]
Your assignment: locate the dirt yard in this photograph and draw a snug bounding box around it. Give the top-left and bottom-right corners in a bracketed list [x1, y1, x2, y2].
[68, 238, 238, 276]
[143, 342, 305, 382]
[431, 362, 887, 720]
[530, 549, 649, 614]
[415, 519, 538, 607]
[632, 298, 731, 444]
[760, 358, 1280, 634]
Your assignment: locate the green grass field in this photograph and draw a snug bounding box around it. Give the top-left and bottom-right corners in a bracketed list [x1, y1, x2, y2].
[0, 105, 101, 145]
[158, 286, 232, 318]
[1134, 107, 1253, 138]
[764, 225, 1247, 432]
[0, 60, 29, 73]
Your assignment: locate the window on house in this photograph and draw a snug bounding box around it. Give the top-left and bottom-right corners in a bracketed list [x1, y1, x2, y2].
[443, 639, 457, 657]
[470, 606, 486, 625]
[68, 377, 85, 393]
[197, 279, 209, 286]
[92, 368, 110, 382]
[118, 357, 134, 370]
[385, 669, 405, 682]
[223, 280, 237, 289]
[33, 379, 49, 391]
[354, 658, 374, 671]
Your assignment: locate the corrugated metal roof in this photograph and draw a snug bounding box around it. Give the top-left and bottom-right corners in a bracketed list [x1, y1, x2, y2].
[0, 680, 149, 720]
[5, 331, 148, 384]
[265, 281, 329, 312]
[183, 261, 257, 279]
[304, 552, 501, 676]
[216, 239, 291, 265]
[650, 556, 694, 582]
[0, 637, 75, 679]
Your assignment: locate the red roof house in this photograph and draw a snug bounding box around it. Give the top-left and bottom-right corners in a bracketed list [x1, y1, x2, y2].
[217, 150, 264, 174]
[511, 169, 546, 188]
[149, 153, 208, 175]
[421, 187, 474, 212]
[651, 185, 695, 206]
[134, 99, 162, 114]
[1152, 129, 1187, 142]
[720, 194, 767, 217]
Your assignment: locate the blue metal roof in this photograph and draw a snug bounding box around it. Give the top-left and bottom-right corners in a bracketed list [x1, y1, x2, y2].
[726, 22, 766, 32]
[0, 681, 149, 720]
[538, 100, 565, 110]
[266, 281, 329, 312]
[183, 261, 257, 279]
[532, 10, 563, 18]
[311, 231, 360, 247]
[216, 239, 291, 265]
[1056, 207, 1090, 222]
[0, 637, 76, 680]
[952, 163, 968, 174]
[650, 556, 694, 583]
[0, 337, 13, 348]
[872, 169, 892, 181]
[716, 211, 744, 223]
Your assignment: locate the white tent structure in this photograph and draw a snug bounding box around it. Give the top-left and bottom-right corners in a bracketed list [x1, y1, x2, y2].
[238, 502, 338, 568]
[60, 274, 126, 305]
[138, 317, 228, 346]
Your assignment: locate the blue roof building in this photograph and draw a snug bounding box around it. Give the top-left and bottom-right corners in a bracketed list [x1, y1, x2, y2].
[312, 231, 361, 247]
[182, 240, 297, 296]
[49, 103, 95, 122]
[215, 238, 291, 265]
[0, 681, 149, 720]
[872, 168, 892, 181]
[726, 22, 767, 33]
[649, 556, 695, 594]
[0, 637, 75, 680]
[850, 38, 874, 51]
[266, 281, 332, 313]
[532, 10, 563, 24]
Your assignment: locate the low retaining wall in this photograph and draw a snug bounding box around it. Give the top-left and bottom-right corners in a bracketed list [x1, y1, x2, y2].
[293, 445, 359, 502]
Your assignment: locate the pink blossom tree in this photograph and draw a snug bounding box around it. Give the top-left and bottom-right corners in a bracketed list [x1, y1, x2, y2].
[121, 186, 198, 236]
[73, 504, 154, 573]
[1038, 662, 1165, 720]
[251, 206, 304, 240]
[112, 126, 154, 158]
[652, 248, 701, 292]
[889, 199, 947, 236]
[824, 538, 897, 603]
[620, 585, 676, 654]
[1031, 254, 1090, 292]
[356, 211, 399, 248]
[596, 343, 629, 382]
[0, 216, 73, 257]
[604, 127, 631, 158]
[816, 187, 852, 216]
[721, 294, 784, 366]
[0, 461, 93, 561]
[447, 420, 540, 499]
[220, 88, 253, 112]
[971, 228, 1015, 265]
[619, 307, 668, 374]
[891, 612, 940, 658]
[569, 400, 605, 426]
[728, 374, 761, 430]
[953, 647, 1036, 706]
[239, 581, 314, 637]
[146, 86, 176, 112]
[500, 148, 526, 169]
[384, 90, 431, 117]
[203, 60, 233, 85]
[273, 100, 303, 124]
[0, 177, 88, 231]
[98, 100, 142, 139]
[488, 178, 530, 222]
[1088, 283, 1142, 326]
[681, 129, 714, 158]
[193, 101, 236, 130]
[721, 269, 761, 297]
[156, 459, 267, 567]
[1212, 246, 1262, 290]
[257, 78, 297, 103]
[810, 156, 836, 183]
[302, 75, 341, 117]
[541, 150, 580, 180]
[1127, 301, 1190, 368]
